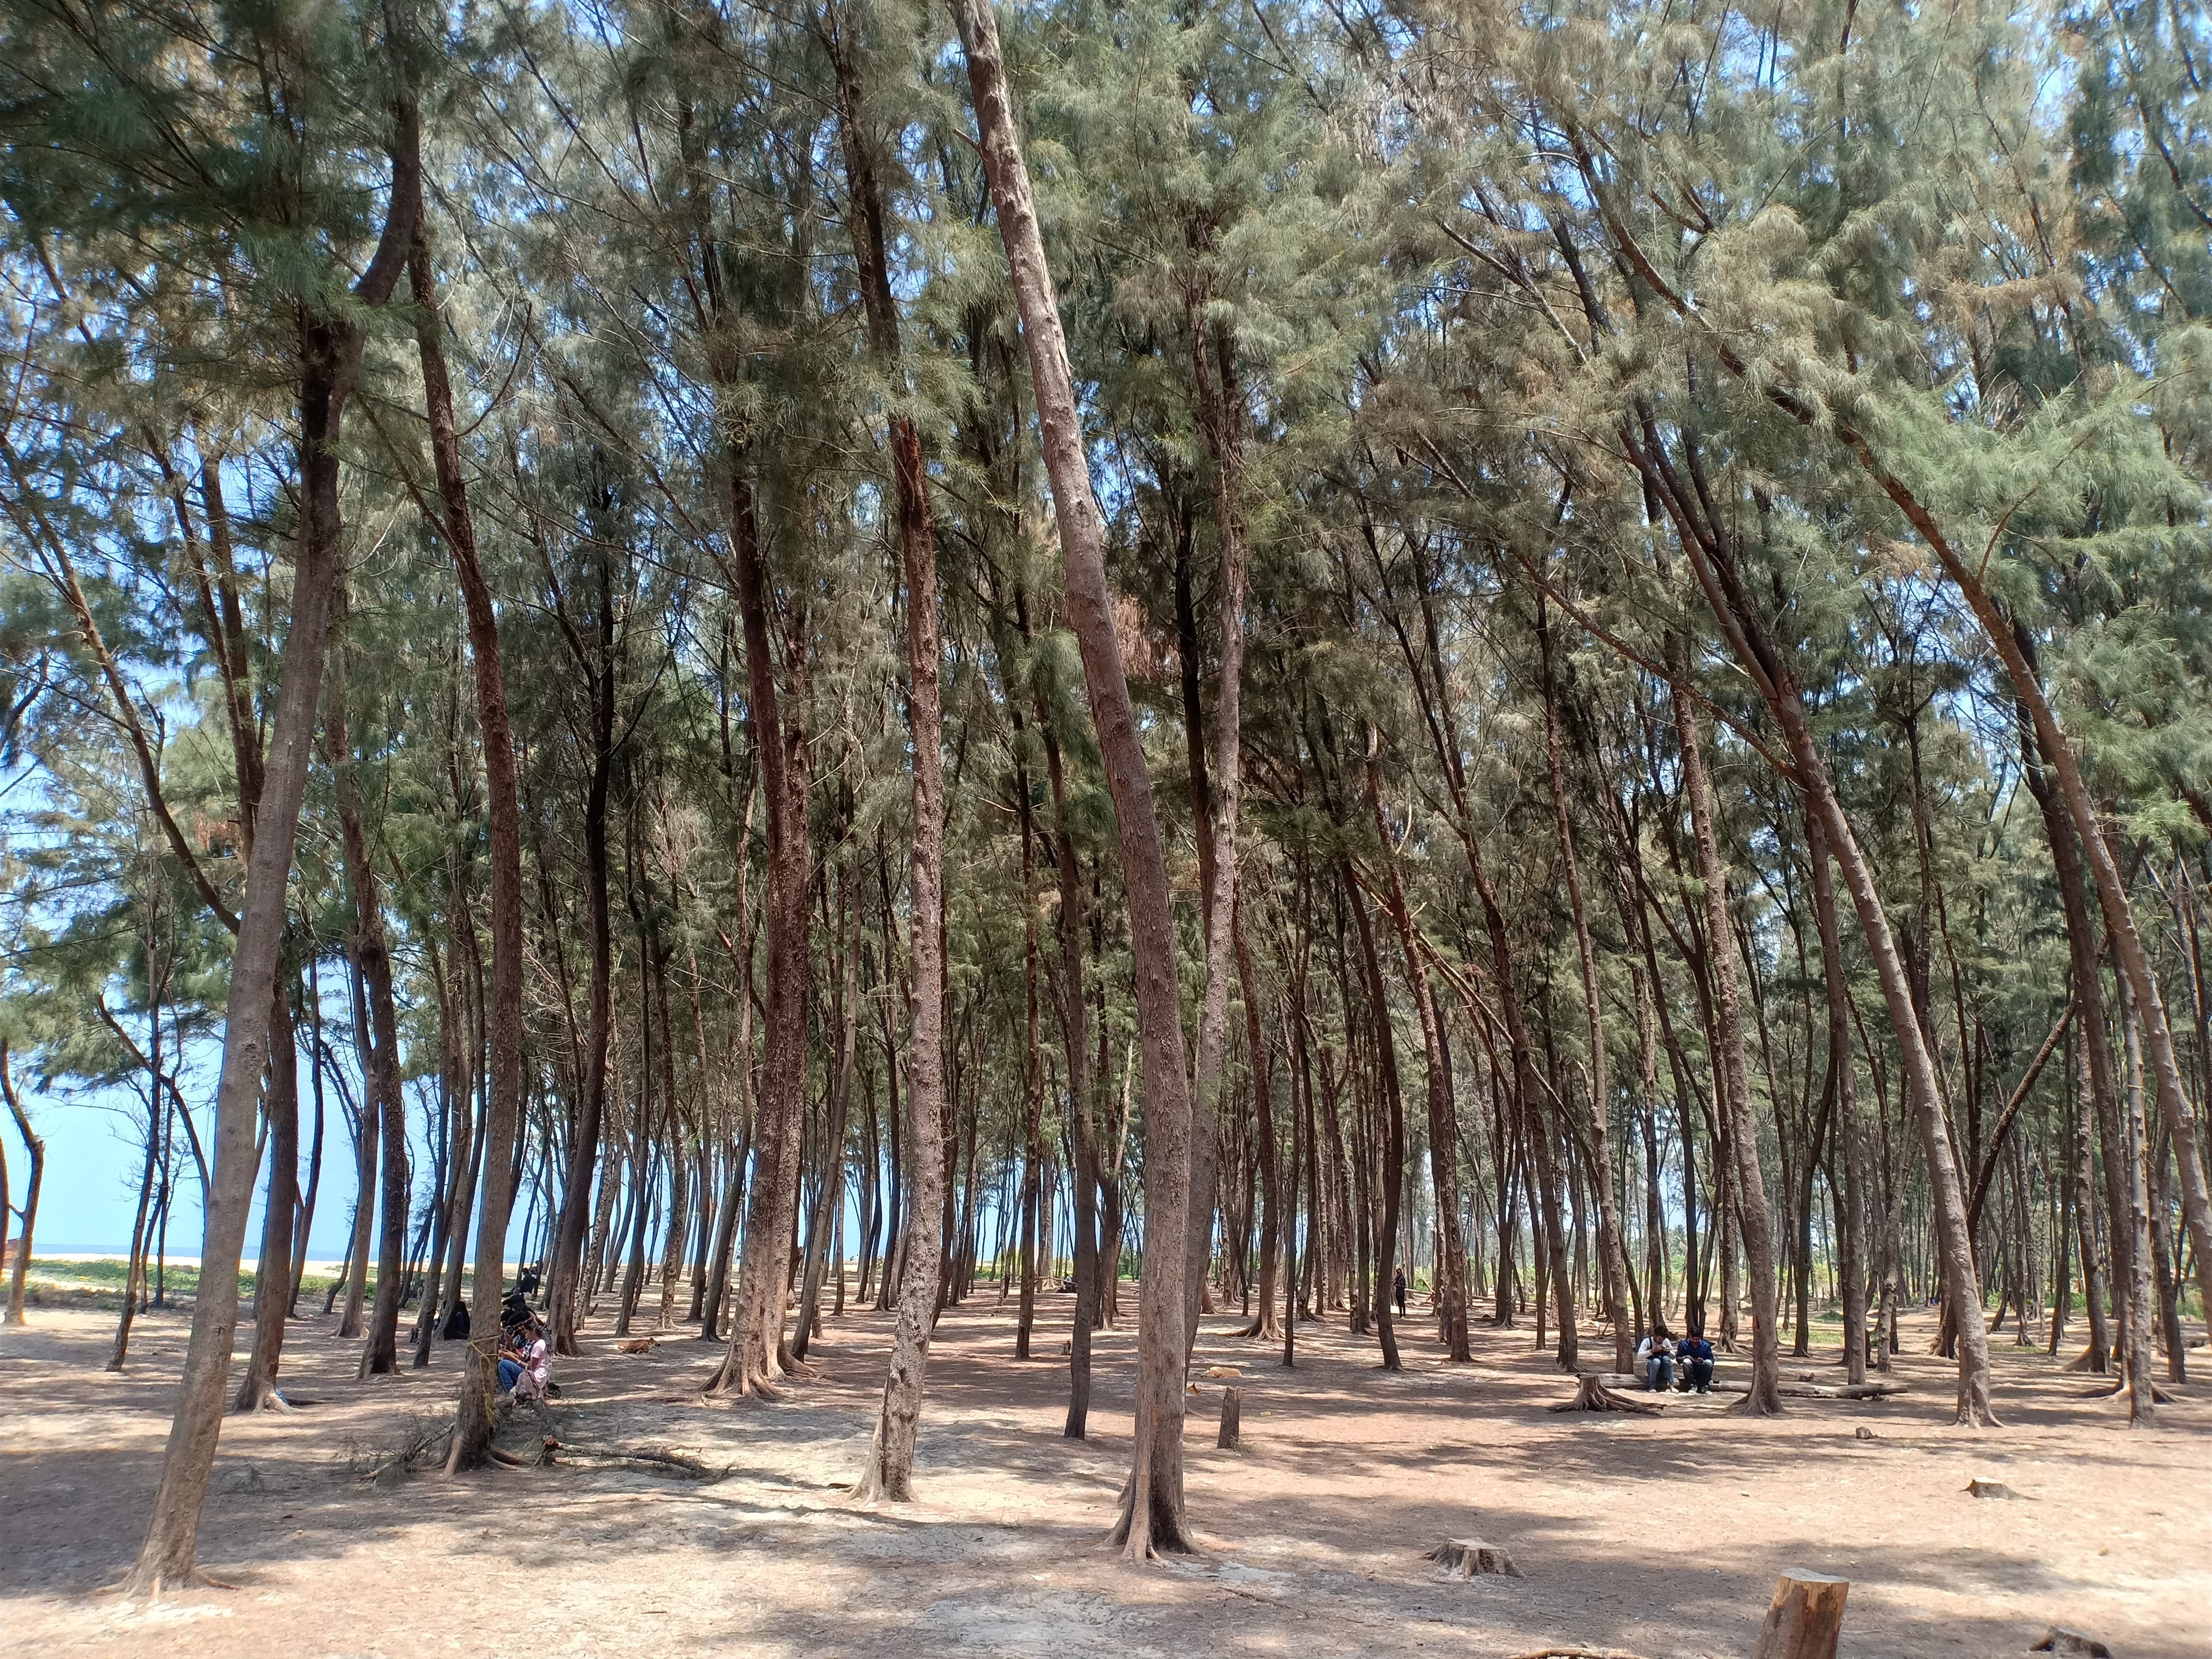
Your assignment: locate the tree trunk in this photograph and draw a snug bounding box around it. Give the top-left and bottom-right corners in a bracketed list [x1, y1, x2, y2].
[795, 863, 858, 1358]
[1, 1040, 44, 1325]
[1669, 688, 1782, 1414]
[706, 458, 812, 1398]
[1537, 599, 1633, 1372]
[406, 213, 528, 1455]
[953, 0, 1196, 1555]
[339, 588, 412, 1383]
[1366, 766, 1468, 1359]
[234, 979, 299, 1410]
[123, 119, 416, 1589]
[337, 966, 377, 1340]
[1806, 806, 1870, 1385]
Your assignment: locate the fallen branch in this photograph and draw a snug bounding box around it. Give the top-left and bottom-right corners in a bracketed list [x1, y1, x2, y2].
[544, 1442, 724, 1480]
[355, 1421, 454, 1485]
[1777, 1382, 1909, 1400]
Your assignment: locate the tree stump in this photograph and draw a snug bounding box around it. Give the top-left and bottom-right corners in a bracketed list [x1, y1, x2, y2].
[1217, 1387, 1242, 1449]
[1426, 1538, 1524, 1578]
[2031, 1627, 2114, 1657]
[1749, 1569, 1849, 1659]
[1550, 1375, 1663, 1415]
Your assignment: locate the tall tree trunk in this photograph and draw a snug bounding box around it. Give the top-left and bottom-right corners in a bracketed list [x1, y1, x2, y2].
[954, 0, 1196, 1555]
[234, 979, 299, 1410]
[1177, 284, 1254, 1361]
[1668, 687, 1783, 1414]
[1807, 806, 1870, 1385]
[1, 1040, 45, 1325]
[1625, 422, 1985, 1421]
[547, 601, 616, 1358]
[124, 120, 417, 1588]
[823, 9, 941, 1488]
[1040, 709, 1098, 1435]
[404, 219, 528, 1451]
[1234, 899, 1282, 1342]
[290, 971, 325, 1318]
[2070, 1029, 2112, 1368]
[337, 961, 377, 1339]
[796, 863, 858, 1358]
[334, 585, 412, 1384]
[1014, 733, 1046, 1360]
[1345, 860, 1404, 1370]
[2116, 980, 2161, 1420]
[1537, 598, 1633, 1372]
[1365, 764, 1468, 1359]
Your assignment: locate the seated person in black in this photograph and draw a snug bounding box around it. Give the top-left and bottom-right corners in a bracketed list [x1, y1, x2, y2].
[1676, 1328, 1715, 1392]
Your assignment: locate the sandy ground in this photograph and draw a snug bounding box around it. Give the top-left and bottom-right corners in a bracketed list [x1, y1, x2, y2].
[2, 1285, 2206, 1659]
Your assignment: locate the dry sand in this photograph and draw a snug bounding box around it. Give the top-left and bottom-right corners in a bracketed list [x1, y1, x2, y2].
[2, 1290, 2205, 1657]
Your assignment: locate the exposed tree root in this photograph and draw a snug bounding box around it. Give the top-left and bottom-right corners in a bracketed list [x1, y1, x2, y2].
[2081, 1378, 2178, 1404]
[1108, 1468, 1199, 1560]
[1550, 1376, 1662, 1414]
[126, 1569, 242, 1601]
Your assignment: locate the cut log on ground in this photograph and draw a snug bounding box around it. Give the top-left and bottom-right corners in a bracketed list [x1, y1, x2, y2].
[1749, 1569, 1849, 1659]
[1426, 1538, 1524, 1578]
[2031, 1627, 2114, 1657]
[1218, 1386, 1242, 1449]
[1778, 1381, 1910, 1400]
[1551, 1376, 1664, 1414]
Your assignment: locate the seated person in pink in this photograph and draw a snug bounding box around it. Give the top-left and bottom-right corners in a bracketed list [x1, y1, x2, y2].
[498, 1316, 551, 1402]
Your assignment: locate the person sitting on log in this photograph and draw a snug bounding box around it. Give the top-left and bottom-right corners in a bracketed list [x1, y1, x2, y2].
[1634, 1323, 1676, 1391]
[1676, 1326, 1715, 1393]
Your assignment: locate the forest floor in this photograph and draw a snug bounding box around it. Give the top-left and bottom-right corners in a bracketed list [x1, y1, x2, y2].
[2, 1285, 2206, 1659]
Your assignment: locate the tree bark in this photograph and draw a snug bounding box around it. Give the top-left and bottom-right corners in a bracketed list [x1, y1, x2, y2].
[1806, 806, 1869, 1385]
[1669, 687, 1782, 1414]
[233, 979, 299, 1410]
[1, 1040, 44, 1325]
[1537, 599, 1633, 1372]
[334, 582, 412, 1384]
[953, 0, 1196, 1555]
[123, 113, 418, 1589]
[1365, 763, 1469, 1359]
[397, 209, 527, 1460]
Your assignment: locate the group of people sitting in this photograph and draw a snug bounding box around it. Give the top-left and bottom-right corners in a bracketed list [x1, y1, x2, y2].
[498, 1312, 551, 1403]
[497, 1275, 552, 1405]
[1633, 1324, 1715, 1393]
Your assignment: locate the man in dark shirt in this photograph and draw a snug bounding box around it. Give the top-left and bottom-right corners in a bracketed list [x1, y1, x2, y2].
[1677, 1328, 1715, 1392]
